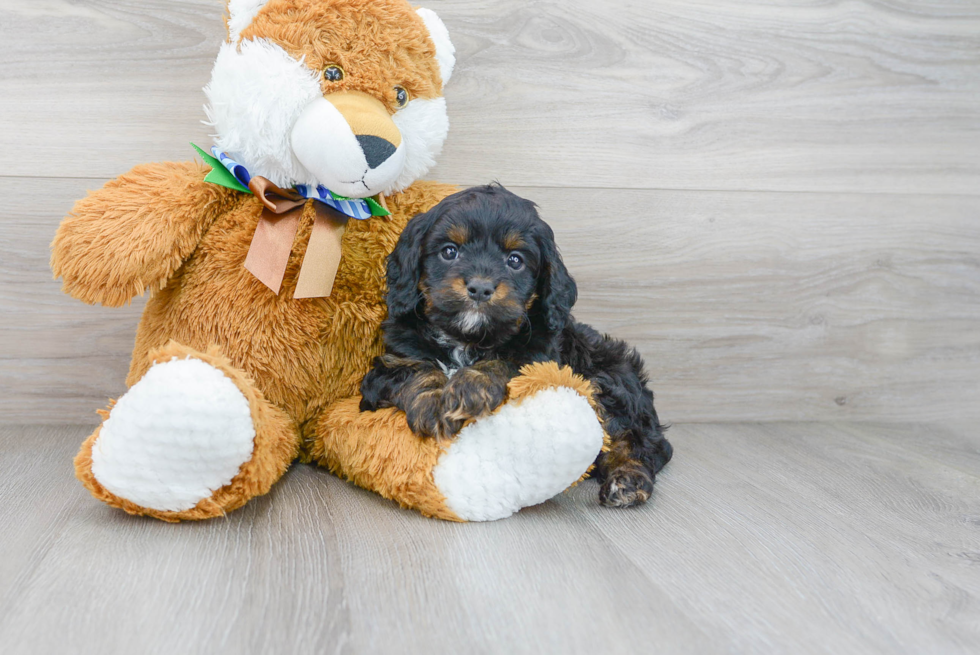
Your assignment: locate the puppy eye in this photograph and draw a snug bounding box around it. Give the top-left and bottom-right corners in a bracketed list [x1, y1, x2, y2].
[507, 253, 524, 270]
[441, 245, 458, 261]
[324, 65, 345, 82]
[394, 85, 410, 108]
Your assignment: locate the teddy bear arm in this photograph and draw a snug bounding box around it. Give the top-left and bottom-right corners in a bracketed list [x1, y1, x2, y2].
[51, 161, 240, 307]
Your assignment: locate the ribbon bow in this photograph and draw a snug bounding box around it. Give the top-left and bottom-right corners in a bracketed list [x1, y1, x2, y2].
[192, 143, 390, 298]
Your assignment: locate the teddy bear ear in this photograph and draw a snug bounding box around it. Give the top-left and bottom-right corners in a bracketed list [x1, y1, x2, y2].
[226, 0, 271, 43]
[416, 8, 456, 85]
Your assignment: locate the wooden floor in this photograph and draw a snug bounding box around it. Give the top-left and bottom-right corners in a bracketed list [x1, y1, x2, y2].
[0, 422, 977, 654]
[1, 1, 979, 653]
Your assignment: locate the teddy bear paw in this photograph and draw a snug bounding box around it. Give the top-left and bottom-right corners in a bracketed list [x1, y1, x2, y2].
[431, 386, 604, 521]
[89, 357, 256, 512]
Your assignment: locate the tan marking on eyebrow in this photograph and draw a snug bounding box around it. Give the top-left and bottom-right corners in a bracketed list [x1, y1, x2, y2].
[503, 232, 527, 251]
[446, 224, 469, 244]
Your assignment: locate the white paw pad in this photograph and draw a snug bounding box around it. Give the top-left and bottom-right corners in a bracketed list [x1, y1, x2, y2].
[90, 357, 256, 512]
[432, 387, 604, 521]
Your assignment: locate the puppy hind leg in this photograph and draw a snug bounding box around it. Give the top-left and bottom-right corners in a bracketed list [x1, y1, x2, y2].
[595, 440, 655, 508]
[592, 379, 671, 508]
[644, 430, 673, 474]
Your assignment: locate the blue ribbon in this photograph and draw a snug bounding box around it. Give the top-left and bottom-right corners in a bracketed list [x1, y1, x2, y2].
[211, 147, 386, 220]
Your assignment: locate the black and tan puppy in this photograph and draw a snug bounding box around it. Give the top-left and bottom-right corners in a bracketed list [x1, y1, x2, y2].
[360, 184, 672, 507]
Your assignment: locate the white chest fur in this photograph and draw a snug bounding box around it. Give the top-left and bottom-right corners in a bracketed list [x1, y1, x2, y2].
[433, 331, 477, 378]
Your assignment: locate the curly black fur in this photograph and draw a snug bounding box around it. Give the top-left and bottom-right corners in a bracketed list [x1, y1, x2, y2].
[360, 184, 672, 507]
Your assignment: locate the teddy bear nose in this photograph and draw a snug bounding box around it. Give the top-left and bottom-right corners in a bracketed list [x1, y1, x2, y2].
[356, 135, 397, 169]
[466, 279, 497, 303]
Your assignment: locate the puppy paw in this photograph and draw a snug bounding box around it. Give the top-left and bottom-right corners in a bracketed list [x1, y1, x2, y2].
[440, 369, 508, 433]
[404, 392, 466, 441]
[404, 390, 448, 439]
[599, 467, 654, 508]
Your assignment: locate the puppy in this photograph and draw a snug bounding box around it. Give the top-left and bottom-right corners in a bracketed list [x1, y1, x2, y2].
[360, 184, 672, 507]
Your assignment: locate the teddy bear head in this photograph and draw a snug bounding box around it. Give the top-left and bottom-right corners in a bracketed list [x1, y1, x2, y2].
[205, 0, 455, 199]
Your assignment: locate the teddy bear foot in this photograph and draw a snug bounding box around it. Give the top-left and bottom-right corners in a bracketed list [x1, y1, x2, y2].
[75, 342, 298, 521]
[432, 383, 604, 521]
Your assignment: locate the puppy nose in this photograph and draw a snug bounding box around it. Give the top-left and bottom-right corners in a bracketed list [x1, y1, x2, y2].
[466, 279, 497, 303]
[356, 134, 397, 169]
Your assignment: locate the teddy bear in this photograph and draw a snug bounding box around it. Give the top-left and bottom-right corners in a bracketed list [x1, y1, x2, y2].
[50, 0, 606, 522]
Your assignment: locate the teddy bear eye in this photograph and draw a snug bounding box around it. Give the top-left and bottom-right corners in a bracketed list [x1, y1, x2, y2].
[323, 65, 345, 82]
[394, 85, 410, 108]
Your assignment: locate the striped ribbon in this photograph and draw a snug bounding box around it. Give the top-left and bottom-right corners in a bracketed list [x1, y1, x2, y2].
[212, 147, 379, 220]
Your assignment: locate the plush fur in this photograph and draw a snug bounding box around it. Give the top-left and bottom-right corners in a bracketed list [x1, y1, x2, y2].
[74, 341, 298, 522]
[207, 0, 452, 196]
[51, 161, 240, 307]
[361, 185, 673, 507]
[54, 0, 606, 522]
[316, 361, 607, 522]
[124, 179, 458, 436]
[205, 38, 323, 188]
[227, 0, 273, 43]
[63, 166, 464, 520]
[414, 8, 455, 84]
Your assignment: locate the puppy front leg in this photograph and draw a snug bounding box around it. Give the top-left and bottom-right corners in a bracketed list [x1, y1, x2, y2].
[439, 360, 514, 437]
[359, 355, 449, 438]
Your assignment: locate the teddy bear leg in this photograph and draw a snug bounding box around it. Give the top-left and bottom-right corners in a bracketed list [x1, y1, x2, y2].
[312, 362, 606, 522]
[74, 342, 298, 521]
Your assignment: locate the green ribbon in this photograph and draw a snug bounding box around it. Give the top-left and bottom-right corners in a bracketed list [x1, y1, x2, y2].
[191, 143, 390, 217]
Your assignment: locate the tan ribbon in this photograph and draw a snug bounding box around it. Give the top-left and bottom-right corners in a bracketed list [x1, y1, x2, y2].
[243, 177, 348, 298]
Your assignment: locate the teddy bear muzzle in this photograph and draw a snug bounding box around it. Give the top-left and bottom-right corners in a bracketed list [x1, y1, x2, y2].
[290, 90, 407, 199]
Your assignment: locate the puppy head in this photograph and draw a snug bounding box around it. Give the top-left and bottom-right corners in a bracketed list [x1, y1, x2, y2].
[386, 184, 577, 343]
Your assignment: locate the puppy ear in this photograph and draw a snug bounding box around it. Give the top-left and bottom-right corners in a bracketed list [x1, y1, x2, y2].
[386, 207, 441, 319]
[536, 226, 578, 333]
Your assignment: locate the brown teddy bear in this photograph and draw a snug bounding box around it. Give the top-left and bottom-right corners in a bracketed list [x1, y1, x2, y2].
[51, 0, 605, 522]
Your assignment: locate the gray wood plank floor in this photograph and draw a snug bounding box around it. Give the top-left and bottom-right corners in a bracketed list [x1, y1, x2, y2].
[0, 422, 977, 655]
